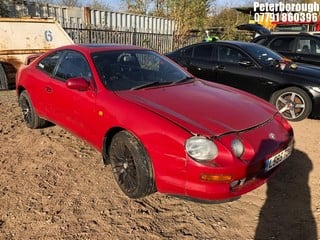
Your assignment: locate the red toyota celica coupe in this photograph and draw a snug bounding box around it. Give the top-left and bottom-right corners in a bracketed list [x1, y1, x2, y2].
[16, 44, 294, 201]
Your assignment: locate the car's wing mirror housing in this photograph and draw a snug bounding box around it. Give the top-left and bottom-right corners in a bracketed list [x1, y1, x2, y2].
[66, 77, 90, 91]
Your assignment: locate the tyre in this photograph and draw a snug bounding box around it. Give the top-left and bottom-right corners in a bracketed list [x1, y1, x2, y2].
[109, 130, 156, 198]
[0, 63, 9, 90]
[19, 91, 47, 129]
[270, 87, 312, 121]
[0, 62, 16, 90]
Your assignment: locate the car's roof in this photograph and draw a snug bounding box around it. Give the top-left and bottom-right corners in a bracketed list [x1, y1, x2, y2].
[167, 41, 262, 55]
[56, 44, 148, 54]
[271, 31, 320, 35]
[254, 32, 320, 39]
[182, 40, 258, 48]
[219, 40, 258, 47]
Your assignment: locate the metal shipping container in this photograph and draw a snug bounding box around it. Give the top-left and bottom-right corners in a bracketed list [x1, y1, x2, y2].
[0, 18, 74, 89]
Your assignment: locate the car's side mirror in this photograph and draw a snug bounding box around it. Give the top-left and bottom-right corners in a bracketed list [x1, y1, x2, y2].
[239, 60, 254, 67]
[66, 77, 90, 91]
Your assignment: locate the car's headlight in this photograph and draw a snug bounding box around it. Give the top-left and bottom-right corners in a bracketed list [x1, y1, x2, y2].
[311, 87, 320, 93]
[185, 136, 218, 161]
[231, 139, 244, 158]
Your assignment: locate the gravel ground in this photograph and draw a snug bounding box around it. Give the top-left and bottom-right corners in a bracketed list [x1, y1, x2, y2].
[0, 90, 319, 240]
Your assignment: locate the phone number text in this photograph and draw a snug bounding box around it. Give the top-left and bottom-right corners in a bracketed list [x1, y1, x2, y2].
[254, 12, 318, 23]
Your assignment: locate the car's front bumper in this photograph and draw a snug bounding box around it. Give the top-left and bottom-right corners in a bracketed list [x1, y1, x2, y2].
[309, 87, 320, 118]
[183, 117, 294, 201]
[184, 140, 293, 201]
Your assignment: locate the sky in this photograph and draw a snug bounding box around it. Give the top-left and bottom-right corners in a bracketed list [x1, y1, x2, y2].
[104, 0, 122, 11]
[83, 0, 249, 12]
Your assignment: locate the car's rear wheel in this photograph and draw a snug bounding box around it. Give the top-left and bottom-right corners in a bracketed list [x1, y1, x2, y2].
[19, 90, 47, 129]
[0, 62, 16, 90]
[109, 130, 156, 198]
[270, 87, 312, 121]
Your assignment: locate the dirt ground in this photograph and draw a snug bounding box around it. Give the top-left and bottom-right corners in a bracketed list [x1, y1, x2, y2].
[0, 89, 319, 240]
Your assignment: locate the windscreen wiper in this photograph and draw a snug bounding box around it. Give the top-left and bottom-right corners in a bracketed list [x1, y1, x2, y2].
[175, 76, 194, 84]
[131, 81, 173, 90]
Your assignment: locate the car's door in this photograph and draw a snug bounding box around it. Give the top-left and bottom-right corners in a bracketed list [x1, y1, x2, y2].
[213, 45, 267, 98]
[185, 44, 215, 80]
[268, 36, 297, 60]
[293, 36, 320, 66]
[44, 50, 98, 142]
[172, 45, 194, 68]
[32, 51, 64, 118]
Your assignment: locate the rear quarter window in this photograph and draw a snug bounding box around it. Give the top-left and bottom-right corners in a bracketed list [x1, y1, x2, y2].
[37, 51, 62, 75]
[181, 47, 193, 57]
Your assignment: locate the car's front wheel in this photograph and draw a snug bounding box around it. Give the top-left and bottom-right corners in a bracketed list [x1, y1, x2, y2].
[109, 130, 156, 198]
[270, 87, 312, 121]
[19, 90, 47, 129]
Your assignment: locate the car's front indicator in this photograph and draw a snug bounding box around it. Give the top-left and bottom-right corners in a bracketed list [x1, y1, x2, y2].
[200, 173, 233, 182]
[185, 136, 218, 162]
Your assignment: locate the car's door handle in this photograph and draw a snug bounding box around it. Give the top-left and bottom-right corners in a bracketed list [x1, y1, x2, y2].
[45, 86, 52, 93]
[216, 65, 225, 70]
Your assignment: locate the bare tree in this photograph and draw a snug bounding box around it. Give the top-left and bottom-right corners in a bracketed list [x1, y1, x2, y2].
[122, 0, 152, 14]
[152, 0, 168, 17]
[208, 8, 248, 40]
[87, 0, 111, 10]
[167, 0, 213, 47]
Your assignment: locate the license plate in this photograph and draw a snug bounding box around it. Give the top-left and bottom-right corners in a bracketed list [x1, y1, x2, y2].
[265, 144, 293, 172]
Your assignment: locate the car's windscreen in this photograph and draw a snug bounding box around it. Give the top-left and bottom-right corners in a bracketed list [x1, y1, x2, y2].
[241, 44, 283, 66]
[92, 50, 191, 91]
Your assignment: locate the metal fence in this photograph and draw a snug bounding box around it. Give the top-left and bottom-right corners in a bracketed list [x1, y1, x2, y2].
[2, 0, 175, 34]
[63, 26, 203, 54]
[2, 0, 204, 53]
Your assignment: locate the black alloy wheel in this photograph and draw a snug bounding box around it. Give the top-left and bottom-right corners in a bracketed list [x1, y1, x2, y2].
[19, 90, 47, 129]
[109, 130, 156, 198]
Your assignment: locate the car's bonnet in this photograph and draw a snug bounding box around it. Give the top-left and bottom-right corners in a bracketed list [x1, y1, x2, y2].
[284, 63, 320, 83]
[116, 80, 276, 137]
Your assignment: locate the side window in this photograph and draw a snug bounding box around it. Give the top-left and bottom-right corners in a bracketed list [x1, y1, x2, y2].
[254, 37, 268, 45]
[296, 38, 311, 53]
[37, 51, 62, 75]
[218, 46, 248, 63]
[269, 37, 295, 52]
[314, 40, 320, 54]
[55, 51, 91, 81]
[181, 47, 193, 57]
[296, 38, 320, 54]
[193, 45, 213, 60]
